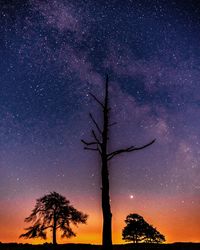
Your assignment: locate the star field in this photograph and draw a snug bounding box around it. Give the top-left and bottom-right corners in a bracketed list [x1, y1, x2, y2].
[0, 0, 199, 244]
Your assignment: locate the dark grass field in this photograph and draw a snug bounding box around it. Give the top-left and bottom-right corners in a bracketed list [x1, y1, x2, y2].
[0, 243, 199, 250]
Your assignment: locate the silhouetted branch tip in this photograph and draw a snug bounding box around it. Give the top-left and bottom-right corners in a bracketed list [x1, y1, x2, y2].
[108, 122, 117, 127]
[89, 113, 102, 134]
[84, 146, 98, 151]
[92, 129, 102, 145]
[81, 139, 97, 146]
[89, 93, 104, 108]
[105, 74, 109, 84]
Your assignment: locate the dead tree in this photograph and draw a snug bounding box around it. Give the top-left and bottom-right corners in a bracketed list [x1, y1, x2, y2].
[81, 75, 155, 250]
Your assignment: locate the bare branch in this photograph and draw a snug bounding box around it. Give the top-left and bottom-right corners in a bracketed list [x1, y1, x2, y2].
[84, 146, 99, 151]
[92, 130, 101, 144]
[107, 139, 156, 160]
[89, 93, 104, 108]
[108, 122, 117, 127]
[89, 113, 102, 134]
[81, 139, 97, 146]
[92, 130, 102, 154]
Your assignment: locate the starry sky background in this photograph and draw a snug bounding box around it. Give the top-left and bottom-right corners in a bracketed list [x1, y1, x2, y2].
[0, 0, 200, 244]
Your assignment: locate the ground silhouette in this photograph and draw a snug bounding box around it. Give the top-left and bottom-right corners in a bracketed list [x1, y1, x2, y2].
[0, 243, 199, 250]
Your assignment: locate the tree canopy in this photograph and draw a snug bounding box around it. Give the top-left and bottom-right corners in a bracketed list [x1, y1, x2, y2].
[122, 213, 165, 244]
[20, 192, 88, 244]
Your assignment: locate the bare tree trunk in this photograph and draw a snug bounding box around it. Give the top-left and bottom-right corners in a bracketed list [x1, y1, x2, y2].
[102, 161, 112, 249]
[101, 78, 112, 250]
[82, 75, 155, 250]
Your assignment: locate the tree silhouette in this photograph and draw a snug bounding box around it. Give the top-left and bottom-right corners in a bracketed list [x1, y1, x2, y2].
[122, 213, 165, 243]
[82, 75, 155, 250]
[20, 192, 88, 245]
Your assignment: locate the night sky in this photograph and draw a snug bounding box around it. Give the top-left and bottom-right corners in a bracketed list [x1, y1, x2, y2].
[0, 0, 200, 244]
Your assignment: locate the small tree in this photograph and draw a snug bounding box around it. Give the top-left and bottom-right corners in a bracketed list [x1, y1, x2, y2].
[122, 213, 165, 244]
[20, 192, 88, 244]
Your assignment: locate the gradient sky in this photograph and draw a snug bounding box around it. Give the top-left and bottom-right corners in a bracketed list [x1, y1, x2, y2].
[0, 0, 200, 244]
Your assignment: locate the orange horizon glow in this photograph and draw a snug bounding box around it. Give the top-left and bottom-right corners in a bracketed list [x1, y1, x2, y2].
[0, 193, 199, 244]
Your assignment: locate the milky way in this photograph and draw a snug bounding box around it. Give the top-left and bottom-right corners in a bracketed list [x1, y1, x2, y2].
[0, 0, 199, 244]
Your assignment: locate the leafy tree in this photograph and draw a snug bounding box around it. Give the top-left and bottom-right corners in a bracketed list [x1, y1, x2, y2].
[82, 75, 155, 250]
[20, 192, 88, 244]
[122, 213, 165, 244]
